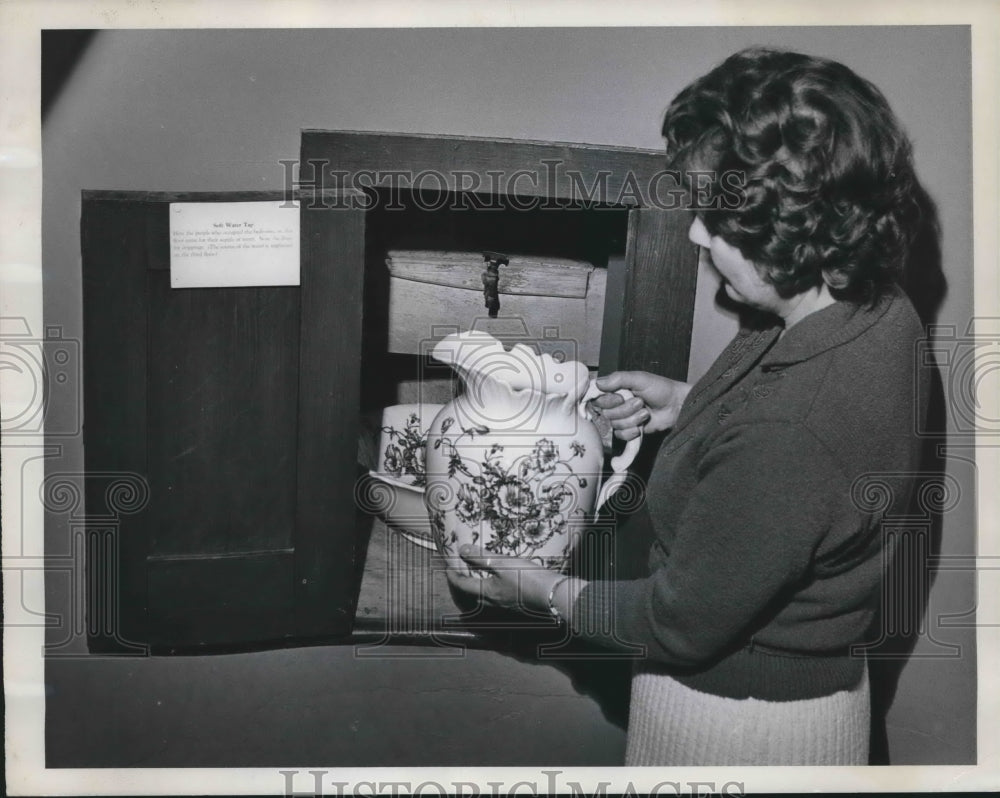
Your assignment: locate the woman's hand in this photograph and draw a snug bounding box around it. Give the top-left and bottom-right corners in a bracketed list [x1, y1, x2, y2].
[446, 546, 586, 620]
[590, 371, 692, 439]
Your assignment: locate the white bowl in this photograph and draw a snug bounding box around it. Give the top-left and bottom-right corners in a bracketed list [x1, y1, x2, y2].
[367, 403, 444, 549]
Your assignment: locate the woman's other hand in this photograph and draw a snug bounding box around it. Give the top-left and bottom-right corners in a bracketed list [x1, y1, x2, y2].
[590, 371, 692, 438]
[446, 546, 586, 620]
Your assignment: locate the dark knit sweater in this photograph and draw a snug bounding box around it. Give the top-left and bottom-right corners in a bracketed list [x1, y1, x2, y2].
[571, 286, 928, 700]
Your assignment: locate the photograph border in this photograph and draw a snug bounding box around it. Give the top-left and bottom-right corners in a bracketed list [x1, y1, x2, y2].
[3, 0, 998, 794]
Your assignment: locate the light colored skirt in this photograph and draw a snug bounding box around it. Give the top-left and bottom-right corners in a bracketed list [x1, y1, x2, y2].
[625, 665, 870, 766]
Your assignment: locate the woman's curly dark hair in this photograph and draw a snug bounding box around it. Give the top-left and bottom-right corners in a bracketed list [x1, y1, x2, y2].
[663, 47, 922, 301]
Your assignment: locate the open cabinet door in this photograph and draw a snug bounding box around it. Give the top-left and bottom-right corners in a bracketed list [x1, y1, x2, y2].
[82, 190, 365, 652]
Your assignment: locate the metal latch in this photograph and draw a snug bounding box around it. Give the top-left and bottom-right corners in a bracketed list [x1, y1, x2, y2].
[481, 251, 509, 317]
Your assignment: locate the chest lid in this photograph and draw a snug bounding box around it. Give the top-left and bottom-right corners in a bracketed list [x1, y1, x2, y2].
[386, 249, 595, 298]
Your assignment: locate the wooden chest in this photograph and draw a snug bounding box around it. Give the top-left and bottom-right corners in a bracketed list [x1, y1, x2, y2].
[385, 249, 607, 366]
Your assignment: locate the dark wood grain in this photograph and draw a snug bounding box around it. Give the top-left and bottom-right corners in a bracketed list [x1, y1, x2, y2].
[145, 275, 300, 556]
[620, 207, 699, 380]
[146, 550, 295, 612]
[301, 130, 668, 206]
[81, 198, 151, 651]
[82, 189, 294, 204]
[82, 190, 367, 650]
[293, 191, 367, 638]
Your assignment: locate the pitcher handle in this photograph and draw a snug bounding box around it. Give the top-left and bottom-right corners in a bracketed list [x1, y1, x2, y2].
[579, 380, 643, 516]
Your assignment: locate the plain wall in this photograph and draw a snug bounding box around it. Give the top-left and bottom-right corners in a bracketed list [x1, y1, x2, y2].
[42, 26, 974, 765]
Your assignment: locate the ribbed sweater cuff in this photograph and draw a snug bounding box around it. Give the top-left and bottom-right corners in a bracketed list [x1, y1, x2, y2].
[568, 578, 646, 652]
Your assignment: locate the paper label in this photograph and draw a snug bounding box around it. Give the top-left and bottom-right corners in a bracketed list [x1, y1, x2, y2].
[169, 201, 300, 287]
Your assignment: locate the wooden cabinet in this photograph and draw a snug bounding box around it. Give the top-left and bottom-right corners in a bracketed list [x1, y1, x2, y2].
[82, 133, 698, 652]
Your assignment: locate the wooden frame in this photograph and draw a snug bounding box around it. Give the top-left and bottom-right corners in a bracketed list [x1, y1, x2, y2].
[299, 130, 699, 382]
[300, 130, 700, 588]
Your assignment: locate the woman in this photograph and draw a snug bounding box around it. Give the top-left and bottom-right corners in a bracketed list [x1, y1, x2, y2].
[448, 47, 929, 765]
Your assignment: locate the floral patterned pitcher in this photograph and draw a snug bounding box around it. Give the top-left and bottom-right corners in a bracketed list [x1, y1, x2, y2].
[424, 331, 640, 576]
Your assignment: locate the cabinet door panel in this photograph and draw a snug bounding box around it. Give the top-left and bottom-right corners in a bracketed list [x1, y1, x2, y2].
[146, 278, 300, 556]
[82, 191, 364, 652]
[146, 551, 295, 613]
